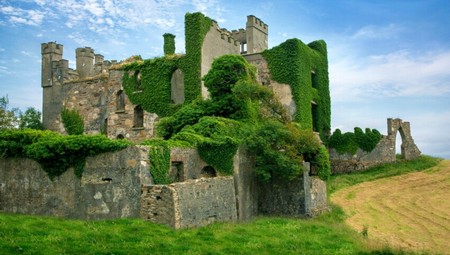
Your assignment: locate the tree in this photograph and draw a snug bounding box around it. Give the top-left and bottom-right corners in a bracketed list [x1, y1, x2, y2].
[19, 107, 43, 130]
[0, 95, 20, 130]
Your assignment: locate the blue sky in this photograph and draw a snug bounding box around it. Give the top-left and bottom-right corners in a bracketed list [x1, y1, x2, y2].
[0, 0, 449, 158]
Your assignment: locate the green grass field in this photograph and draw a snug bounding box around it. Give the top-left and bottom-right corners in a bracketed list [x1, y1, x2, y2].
[0, 155, 441, 255]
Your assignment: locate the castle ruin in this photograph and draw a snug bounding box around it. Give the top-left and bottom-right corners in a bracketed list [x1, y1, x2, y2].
[0, 13, 331, 228]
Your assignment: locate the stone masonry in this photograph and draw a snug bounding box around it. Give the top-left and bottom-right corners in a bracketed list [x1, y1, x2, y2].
[330, 118, 421, 174]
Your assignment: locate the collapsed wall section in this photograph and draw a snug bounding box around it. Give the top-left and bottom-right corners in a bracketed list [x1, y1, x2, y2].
[329, 118, 421, 174]
[141, 177, 237, 229]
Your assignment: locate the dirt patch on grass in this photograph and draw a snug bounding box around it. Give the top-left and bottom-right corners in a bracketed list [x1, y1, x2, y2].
[331, 160, 450, 254]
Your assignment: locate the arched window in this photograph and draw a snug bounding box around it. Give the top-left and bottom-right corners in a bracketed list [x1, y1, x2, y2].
[116, 90, 125, 112]
[171, 69, 185, 104]
[201, 166, 217, 178]
[133, 105, 144, 128]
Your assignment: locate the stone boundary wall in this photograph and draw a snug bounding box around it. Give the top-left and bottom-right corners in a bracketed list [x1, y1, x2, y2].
[329, 118, 421, 174]
[0, 146, 152, 219]
[141, 177, 237, 229]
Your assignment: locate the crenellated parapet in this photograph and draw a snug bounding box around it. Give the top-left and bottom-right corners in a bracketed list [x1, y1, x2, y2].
[41, 42, 63, 87]
[211, 20, 239, 46]
[76, 47, 95, 79]
[246, 15, 268, 34]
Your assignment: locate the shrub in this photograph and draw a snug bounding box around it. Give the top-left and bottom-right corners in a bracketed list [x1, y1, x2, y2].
[61, 108, 84, 135]
[0, 129, 130, 179]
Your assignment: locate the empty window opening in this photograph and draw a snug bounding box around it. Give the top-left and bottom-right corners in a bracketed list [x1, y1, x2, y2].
[116, 90, 125, 112]
[170, 161, 184, 182]
[311, 103, 319, 133]
[201, 166, 217, 178]
[241, 42, 247, 54]
[170, 69, 185, 104]
[311, 70, 317, 89]
[133, 105, 144, 128]
[103, 118, 108, 135]
[134, 70, 142, 91]
[117, 134, 124, 139]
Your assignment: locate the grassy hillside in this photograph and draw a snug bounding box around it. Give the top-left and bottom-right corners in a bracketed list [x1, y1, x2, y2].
[0, 156, 441, 255]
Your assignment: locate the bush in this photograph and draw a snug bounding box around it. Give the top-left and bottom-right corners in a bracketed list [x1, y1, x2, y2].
[0, 129, 130, 179]
[328, 127, 382, 155]
[61, 108, 84, 135]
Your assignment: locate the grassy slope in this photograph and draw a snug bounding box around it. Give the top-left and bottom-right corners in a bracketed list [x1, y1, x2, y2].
[0, 156, 441, 255]
[331, 159, 449, 255]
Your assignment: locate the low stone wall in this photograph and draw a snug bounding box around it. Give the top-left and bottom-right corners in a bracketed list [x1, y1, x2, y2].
[141, 177, 237, 229]
[307, 176, 328, 216]
[330, 118, 421, 174]
[0, 146, 152, 219]
[329, 136, 394, 174]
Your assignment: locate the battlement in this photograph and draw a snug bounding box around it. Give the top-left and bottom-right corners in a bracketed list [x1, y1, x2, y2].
[211, 20, 239, 46]
[41, 42, 63, 55]
[246, 15, 268, 34]
[76, 47, 95, 58]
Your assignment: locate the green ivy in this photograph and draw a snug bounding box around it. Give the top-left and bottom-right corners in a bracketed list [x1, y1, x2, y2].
[155, 55, 331, 182]
[198, 136, 239, 175]
[163, 33, 176, 55]
[0, 129, 130, 179]
[123, 56, 182, 117]
[181, 12, 212, 102]
[61, 108, 84, 135]
[328, 127, 382, 155]
[121, 13, 212, 117]
[262, 39, 331, 140]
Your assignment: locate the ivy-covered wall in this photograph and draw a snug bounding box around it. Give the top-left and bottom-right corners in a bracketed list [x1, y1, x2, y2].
[122, 13, 212, 117]
[181, 12, 212, 102]
[262, 39, 330, 139]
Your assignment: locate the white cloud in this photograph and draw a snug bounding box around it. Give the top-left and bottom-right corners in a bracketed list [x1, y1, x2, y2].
[0, 5, 46, 26]
[330, 50, 450, 102]
[351, 23, 404, 40]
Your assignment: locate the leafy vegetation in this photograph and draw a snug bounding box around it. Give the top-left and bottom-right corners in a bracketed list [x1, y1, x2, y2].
[262, 39, 331, 140]
[18, 107, 43, 130]
[61, 108, 84, 135]
[1, 95, 43, 130]
[163, 33, 176, 55]
[0, 95, 20, 130]
[0, 129, 130, 179]
[153, 54, 330, 182]
[327, 127, 382, 155]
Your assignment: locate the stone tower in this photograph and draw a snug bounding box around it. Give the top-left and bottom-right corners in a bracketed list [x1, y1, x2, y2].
[246, 15, 268, 54]
[41, 42, 64, 129]
[76, 47, 95, 79]
[41, 42, 63, 87]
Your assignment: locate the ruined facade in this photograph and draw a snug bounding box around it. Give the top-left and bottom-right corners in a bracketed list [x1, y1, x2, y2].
[329, 118, 421, 173]
[41, 13, 329, 142]
[24, 13, 331, 228]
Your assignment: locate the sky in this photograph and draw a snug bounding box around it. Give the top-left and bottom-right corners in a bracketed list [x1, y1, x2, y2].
[0, 0, 449, 159]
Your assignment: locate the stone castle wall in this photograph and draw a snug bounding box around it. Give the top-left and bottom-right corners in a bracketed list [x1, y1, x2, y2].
[1, 145, 327, 228]
[201, 21, 240, 98]
[0, 146, 152, 219]
[257, 163, 328, 216]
